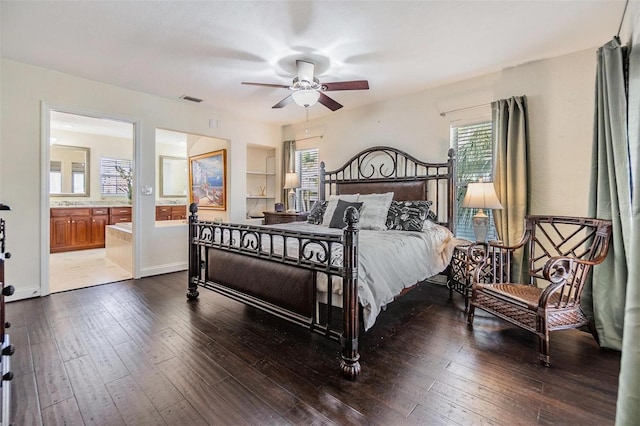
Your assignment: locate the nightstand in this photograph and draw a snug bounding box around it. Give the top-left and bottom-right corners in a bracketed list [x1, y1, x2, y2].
[263, 211, 309, 225]
[448, 242, 506, 309]
[448, 242, 488, 309]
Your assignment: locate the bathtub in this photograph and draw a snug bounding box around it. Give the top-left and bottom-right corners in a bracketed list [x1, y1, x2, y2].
[105, 223, 132, 273]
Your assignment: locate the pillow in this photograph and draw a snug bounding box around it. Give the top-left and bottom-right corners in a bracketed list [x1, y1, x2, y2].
[307, 200, 328, 225]
[357, 192, 394, 230]
[329, 200, 363, 229]
[386, 200, 434, 231]
[322, 194, 359, 226]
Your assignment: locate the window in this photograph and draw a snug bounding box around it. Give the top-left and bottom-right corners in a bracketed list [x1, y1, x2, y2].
[451, 120, 496, 241]
[294, 148, 319, 212]
[100, 157, 133, 196]
[50, 161, 62, 194]
[71, 162, 86, 194]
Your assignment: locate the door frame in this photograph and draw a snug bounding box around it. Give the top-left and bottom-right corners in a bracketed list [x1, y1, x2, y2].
[40, 102, 141, 296]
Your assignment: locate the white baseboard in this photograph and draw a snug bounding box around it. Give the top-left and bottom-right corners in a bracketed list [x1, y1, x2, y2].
[6, 287, 41, 302]
[140, 261, 188, 277]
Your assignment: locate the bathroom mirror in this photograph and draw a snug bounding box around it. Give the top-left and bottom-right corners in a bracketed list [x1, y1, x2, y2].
[49, 145, 90, 197]
[159, 155, 187, 197]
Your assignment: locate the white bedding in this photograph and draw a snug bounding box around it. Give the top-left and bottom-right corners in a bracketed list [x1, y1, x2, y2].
[262, 221, 463, 330]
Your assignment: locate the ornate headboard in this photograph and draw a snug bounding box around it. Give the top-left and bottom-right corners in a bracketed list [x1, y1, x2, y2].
[319, 146, 456, 232]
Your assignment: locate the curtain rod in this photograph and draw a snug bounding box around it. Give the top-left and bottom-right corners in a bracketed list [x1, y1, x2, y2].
[295, 135, 323, 142]
[439, 102, 490, 117]
[617, 0, 630, 38]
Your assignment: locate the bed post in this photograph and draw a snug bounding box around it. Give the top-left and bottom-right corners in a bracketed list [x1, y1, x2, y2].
[319, 161, 326, 200]
[447, 148, 456, 235]
[187, 203, 200, 300]
[340, 206, 361, 379]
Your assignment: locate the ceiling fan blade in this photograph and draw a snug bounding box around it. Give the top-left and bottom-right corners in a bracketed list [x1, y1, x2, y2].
[322, 80, 369, 91]
[242, 82, 290, 89]
[318, 92, 343, 111]
[272, 95, 293, 109]
[296, 60, 315, 83]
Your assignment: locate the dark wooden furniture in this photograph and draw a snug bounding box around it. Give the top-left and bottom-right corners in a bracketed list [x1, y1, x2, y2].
[187, 146, 456, 378]
[467, 215, 613, 366]
[262, 211, 309, 225]
[448, 241, 507, 309]
[156, 205, 187, 221]
[448, 242, 480, 308]
[0, 216, 14, 425]
[109, 206, 132, 224]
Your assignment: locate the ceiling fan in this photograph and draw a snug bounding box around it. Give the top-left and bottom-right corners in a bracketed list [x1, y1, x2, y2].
[242, 60, 369, 111]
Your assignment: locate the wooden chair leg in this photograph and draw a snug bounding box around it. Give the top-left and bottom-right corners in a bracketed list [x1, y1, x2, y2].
[467, 304, 475, 326]
[538, 327, 551, 367]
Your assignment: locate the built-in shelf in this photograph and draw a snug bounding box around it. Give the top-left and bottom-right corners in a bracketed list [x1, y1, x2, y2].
[246, 145, 277, 222]
[247, 171, 276, 176]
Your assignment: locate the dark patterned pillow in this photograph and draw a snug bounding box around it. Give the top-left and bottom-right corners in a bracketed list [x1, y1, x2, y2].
[329, 200, 363, 229]
[386, 200, 435, 231]
[307, 200, 328, 225]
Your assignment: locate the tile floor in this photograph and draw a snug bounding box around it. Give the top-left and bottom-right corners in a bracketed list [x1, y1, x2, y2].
[49, 248, 132, 293]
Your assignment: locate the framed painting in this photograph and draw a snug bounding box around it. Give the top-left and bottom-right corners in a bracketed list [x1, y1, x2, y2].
[188, 149, 227, 210]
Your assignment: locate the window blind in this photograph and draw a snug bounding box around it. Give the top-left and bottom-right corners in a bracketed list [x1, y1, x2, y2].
[101, 157, 133, 195]
[451, 120, 495, 240]
[294, 148, 319, 211]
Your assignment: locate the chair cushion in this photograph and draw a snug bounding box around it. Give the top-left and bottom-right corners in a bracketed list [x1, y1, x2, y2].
[476, 283, 544, 310]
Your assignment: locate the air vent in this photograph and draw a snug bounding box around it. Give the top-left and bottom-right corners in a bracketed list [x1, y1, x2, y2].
[179, 95, 203, 103]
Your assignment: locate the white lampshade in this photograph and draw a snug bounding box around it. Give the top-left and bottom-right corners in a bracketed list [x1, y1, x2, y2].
[283, 172, 300, 189]
[462, 181, 502, 242]
[291, 90, 320, 108]
[461, 182, 503, 210]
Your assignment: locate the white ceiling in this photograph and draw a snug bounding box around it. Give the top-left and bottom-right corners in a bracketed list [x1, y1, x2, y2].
[1, 1, 628, 127]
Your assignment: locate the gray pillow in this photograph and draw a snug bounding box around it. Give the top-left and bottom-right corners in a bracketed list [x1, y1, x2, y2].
[322, 194, 360, 226]
[307, 200, 328, 225]
[329, 200, 363, 229]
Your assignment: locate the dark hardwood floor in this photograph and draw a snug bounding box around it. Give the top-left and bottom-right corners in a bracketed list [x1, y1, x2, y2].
[6, 271, 620, 425]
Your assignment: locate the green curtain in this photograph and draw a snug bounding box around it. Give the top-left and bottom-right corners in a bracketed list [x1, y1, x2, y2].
[583, 36, 640, 425]
[492, 96, 529, 283]
[584, 37, 630, 351]
[615, 37, 640, 426]
[282, 140, 296, 209]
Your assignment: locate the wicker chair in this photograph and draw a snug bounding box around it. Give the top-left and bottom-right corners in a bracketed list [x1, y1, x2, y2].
[467, 215, 613, 366]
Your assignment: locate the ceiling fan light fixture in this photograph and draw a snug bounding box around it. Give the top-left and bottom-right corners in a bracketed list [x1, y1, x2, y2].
[292, 89, 320, 108]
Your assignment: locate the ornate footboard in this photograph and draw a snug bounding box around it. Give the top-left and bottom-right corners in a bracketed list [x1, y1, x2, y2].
[187, 203, 363, 378]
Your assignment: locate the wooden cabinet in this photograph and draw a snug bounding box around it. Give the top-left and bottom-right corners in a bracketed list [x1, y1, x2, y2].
[263, 211, 308, 225]
[155, 205, 187, 221]
[50, 208, 97, 253]
[171, 205, 187, 220]
[90, 208, 109, 246]
[50, 206, 131, 253]
[109, 207, 132, 224]
[155, 206, 172, 221]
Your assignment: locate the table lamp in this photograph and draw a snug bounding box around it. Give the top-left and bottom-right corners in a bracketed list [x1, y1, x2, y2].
[461, 181, 503, 242]
[283, 172, 300, 212]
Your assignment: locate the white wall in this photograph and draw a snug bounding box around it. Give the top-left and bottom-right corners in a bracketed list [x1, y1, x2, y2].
[284, 47, 598, 219]
[0, 59, 281, 300]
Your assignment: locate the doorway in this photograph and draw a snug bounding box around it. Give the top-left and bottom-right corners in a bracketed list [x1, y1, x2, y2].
[45, 109, 135, 293]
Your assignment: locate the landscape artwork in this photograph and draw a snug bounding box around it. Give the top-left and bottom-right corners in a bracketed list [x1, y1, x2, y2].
[189, 149, 227, 210]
